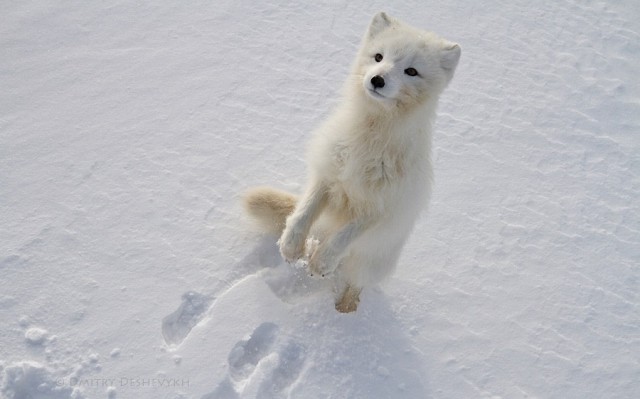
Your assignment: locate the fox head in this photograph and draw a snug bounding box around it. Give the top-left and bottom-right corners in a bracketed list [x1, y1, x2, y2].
[352, 12, 461, 110]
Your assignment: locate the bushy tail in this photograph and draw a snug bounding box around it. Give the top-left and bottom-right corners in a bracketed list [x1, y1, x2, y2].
[243, 186, 297, 235]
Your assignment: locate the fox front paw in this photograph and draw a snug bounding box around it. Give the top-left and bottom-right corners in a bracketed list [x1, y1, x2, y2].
[308, 247, 338, 277]
[278, 230, 305, 263]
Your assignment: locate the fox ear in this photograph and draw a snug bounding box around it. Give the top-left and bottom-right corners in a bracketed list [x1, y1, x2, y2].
[368, 12, 393, 38]
[441, 42, 461, 72]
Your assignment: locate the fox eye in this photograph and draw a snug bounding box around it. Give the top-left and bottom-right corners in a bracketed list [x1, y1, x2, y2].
[404, 67, 418, 76]
[374, 53, 383, 62]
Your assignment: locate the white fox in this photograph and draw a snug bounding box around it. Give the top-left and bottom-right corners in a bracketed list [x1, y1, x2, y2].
[244, 12, 460, 312]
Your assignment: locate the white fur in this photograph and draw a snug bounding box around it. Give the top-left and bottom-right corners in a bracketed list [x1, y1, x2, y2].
[268, 13, 459, 310]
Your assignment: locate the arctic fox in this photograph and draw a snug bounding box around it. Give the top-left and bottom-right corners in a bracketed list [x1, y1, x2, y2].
[244, 12, 460, 312]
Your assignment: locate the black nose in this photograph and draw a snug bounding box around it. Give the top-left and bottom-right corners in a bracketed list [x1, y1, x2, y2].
[371, 75, 385, 89]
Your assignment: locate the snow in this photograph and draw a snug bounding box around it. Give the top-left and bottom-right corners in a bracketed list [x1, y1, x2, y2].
[24, 328, 48, 346]
[1, 1, 639, 398]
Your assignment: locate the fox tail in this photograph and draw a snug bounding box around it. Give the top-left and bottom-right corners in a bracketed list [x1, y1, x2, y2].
[242, 186, 297, 235]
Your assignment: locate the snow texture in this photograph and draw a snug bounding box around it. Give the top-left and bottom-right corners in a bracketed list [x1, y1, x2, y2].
[1, 1, 639, 398]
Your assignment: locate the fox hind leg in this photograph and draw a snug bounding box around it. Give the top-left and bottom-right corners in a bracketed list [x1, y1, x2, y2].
[335, 284, 362, 313]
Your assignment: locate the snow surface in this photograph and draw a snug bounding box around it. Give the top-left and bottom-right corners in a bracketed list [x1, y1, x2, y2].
[1, 1, 639, 398]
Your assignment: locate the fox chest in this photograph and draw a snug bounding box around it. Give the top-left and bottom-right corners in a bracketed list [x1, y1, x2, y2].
[333, 144, 402, 181]
[325, 142, 408, 209]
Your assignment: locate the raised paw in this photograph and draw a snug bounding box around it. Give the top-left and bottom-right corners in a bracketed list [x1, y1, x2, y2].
[278, 229, 305, 263]
[308, 246, 338, 277]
